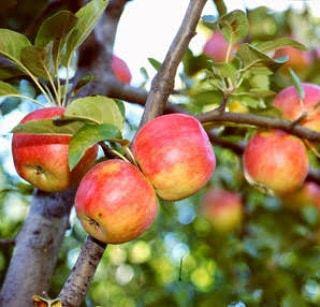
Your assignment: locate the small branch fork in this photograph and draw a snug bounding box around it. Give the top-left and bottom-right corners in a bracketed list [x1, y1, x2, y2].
[58, 0, 208, 305]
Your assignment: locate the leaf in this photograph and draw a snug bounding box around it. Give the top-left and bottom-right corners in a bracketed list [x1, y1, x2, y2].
[148, 58, 161, 71]
[0, 29, 31, 62]
[289, 68, 304, 100]
[35, 10, 77, 47]
[0, 81, 19, 96]
[183, 49, 210, 76]
[12, 118, 84, 135]
[63, 0, 109, 65]
[68, 123, 121, 170]
[0, 97, 20, 115]
[212, 62, 237, 82]
[238, 43, 287, 71]
[218, 10, 249, 43]
[64, 96, 124, 130]
[255, 37, 307, 52]
[21, 46, 53, 80]
[35, 10, 77, 69]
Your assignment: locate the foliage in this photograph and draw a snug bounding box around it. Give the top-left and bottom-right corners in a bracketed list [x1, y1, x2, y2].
[1, 1, 320, 307]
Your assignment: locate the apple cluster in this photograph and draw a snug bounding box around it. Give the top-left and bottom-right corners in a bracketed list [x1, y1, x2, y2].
[12, 112, 216, 244]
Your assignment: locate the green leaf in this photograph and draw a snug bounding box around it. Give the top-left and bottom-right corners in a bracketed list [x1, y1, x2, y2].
[35, 10, 77, 47]
[0, 81, 19, 96]
[35, 10, 77, 70]
[63, 0, 109, 65]
[148, 58, 161, 71]
[68, 123, 121, 170]
[21, 46, 53, 80]
[218, 10, 249, 43]
[255, 38, 307, 53]
[212, 62, 237, 82]
[238, 43, 287, 71]
[0, 97, 20, 115]
[12, 118, 84, 135]
[183, 49, 210, 76]
[289, 69, 304, 100]
[65, 96, 124, 130]
[0, 29, 31, 62]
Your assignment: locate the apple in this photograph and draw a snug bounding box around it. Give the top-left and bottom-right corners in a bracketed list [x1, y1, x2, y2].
[282, 181, 320, 210]
[200, 188, 243, 232]
[273, 83, 320, 131]
[243, 130, 308, 194]
[75, 159, 158, 244]
[203, 31, 235, 62]
[111, 55, 132, 84]
[12, 107, 98, 192]
[132, 114, 216, 201]
[274, 46, 312, 73]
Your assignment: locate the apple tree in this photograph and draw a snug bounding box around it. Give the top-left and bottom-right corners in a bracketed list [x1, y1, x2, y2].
[1, 0, 320, 306]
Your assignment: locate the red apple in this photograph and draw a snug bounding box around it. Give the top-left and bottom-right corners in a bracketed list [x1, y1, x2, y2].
[243, 130, 308, 194]
[274, 46, 312, 73]
[75, 159, 158, 244]
[111, 55, 132, 84]
[132, 114, 216, 201]
[12, 107, 98, 192]
[203, 31, 236, 62]
[282, 182, 320, 210]
[200, 188, 243, 232]
[273, 83, 320, 132]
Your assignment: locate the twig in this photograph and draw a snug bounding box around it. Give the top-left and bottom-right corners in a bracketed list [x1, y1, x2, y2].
[197, 110, 320, 143]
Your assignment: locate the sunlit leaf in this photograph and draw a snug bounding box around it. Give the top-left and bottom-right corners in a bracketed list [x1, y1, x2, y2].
[255, 38, 307, 52]
[65, 96, 124, 130]
[0, 81, 19, 96]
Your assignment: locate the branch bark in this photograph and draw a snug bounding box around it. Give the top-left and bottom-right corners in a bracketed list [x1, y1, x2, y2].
[59, 237, 106, 307]
[0, 189, 75, 307]
[197, 110, 320, 142]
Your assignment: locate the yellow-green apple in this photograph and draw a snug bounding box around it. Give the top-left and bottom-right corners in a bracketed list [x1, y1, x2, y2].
[75, 159, 158, 244]
[273, 83, 320, 131]
[282, 181, 320, 210]
[12, 107, 98, 192]
[274, 46, 312, 73]
[132, 114, 216, 201]
[243, 130, 308, 194]
[200, 188, 243, 232]
[111, 55, 132, 84]
[203, 31, 236, 62]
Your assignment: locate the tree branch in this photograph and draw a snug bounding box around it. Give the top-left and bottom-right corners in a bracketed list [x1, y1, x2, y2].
[59, 237, 106, 307]
[0, 189, 76, 307]
[197, 110, 320, 143]
[140, 0, 208, 126]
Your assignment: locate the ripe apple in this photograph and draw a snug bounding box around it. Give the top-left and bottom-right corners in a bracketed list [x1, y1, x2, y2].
[282, 181, 320, 210]
[12, 107, 98, 192]
[200, 188, 243, 232]
[273, 83, 320, 125]
[111, 55, 132, 84]
[75, 159, 158, 244]
[243, 130, 308, 194]
[203, 31, 236, 62]
[274, 46, 312, 73]
[132, 114, 216, 201]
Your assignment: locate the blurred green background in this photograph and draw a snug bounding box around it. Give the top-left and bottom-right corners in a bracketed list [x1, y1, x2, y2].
[2, 1, 320, 306]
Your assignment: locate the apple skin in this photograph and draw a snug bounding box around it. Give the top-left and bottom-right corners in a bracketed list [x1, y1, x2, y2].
[282, 182, 320, 210]
[203, 32, 235, 62]
[200, 188, 243, 232]
[132, 114, 216, 201]
[12, 107, 98, 192]
[75, 159, 158, 244]
[273, 83, 320, 131]
[111, 55, 132, 84]
[274, 46, 312, 73]
[243, 130, 308, 194]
